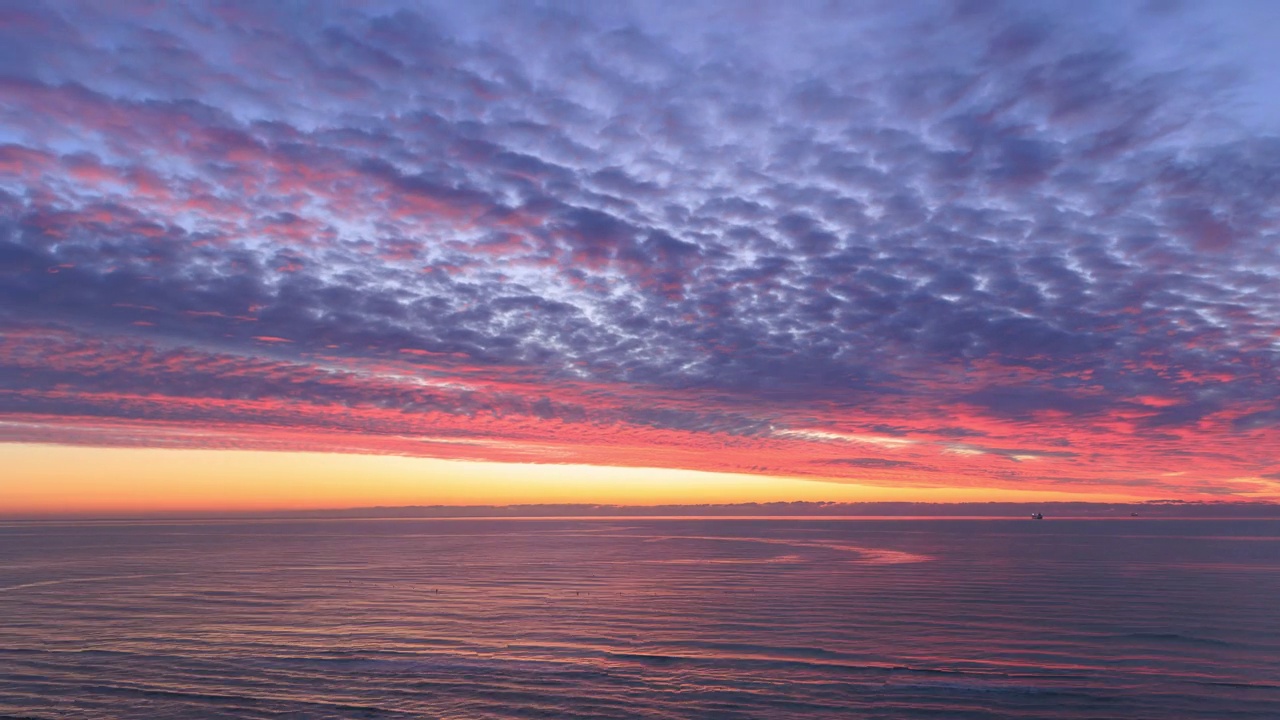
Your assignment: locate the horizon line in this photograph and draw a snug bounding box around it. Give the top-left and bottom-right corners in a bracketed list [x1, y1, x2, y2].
[6, 498, 1280, 522]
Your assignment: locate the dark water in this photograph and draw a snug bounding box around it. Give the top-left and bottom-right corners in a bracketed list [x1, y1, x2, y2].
[1, 517, 1277, 719]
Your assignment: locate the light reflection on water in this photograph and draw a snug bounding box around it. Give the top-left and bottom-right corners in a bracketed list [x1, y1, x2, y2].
[1, 518, 1277, 719]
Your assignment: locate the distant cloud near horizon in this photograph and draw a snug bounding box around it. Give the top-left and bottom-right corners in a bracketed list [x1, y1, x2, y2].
[1, 0, 1278, 499]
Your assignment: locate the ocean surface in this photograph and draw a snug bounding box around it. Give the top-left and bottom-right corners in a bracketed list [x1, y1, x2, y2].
[1, 517, 1277, 719]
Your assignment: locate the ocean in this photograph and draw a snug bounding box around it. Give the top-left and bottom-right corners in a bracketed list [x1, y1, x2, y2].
[1, 517, 1277, 719]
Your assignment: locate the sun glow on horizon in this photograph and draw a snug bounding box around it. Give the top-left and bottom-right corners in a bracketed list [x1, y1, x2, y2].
[1, 443, 1154, 516]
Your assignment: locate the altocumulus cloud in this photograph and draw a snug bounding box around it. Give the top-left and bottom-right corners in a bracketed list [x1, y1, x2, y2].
[0, 0, 1278, 497]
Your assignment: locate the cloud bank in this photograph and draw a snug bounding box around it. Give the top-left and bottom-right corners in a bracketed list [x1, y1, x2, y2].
[1, 0, 1278, 498]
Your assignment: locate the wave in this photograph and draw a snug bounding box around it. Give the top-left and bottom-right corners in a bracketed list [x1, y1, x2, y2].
[1, 518, 1277, 719]
[634, 533, 934, 564]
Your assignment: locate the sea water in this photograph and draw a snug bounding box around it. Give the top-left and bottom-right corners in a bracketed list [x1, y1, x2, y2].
[1, 517, 1277, 719]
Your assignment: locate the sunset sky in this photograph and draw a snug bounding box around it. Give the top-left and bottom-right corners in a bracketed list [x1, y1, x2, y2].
[2, 0, 1279, 513]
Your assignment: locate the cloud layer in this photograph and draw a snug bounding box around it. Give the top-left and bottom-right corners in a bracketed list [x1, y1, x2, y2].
[2, 0, 1278, 498]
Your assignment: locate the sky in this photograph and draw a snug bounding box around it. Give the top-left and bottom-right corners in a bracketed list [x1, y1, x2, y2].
[1, 0, 1279, 512]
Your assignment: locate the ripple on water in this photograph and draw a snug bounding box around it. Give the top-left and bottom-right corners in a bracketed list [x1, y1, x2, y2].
[0, 518, 1277, 720]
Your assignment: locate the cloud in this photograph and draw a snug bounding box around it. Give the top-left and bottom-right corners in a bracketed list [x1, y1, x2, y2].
[0, 0, 1276, 499]
[819, 458, 922, 469]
